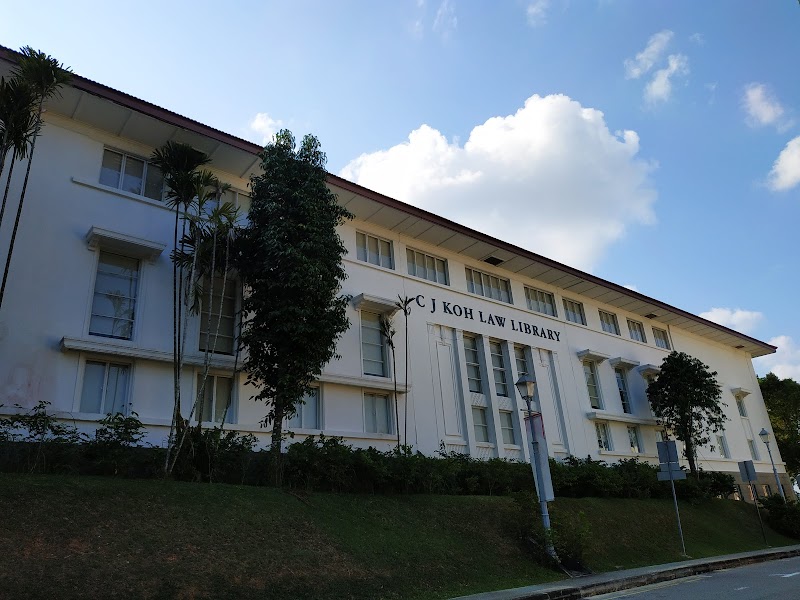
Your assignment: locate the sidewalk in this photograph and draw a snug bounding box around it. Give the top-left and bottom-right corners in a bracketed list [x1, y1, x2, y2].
[451, 544, 800, 600]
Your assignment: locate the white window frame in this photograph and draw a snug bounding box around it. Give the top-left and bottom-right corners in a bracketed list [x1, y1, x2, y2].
[196, 372, 236, 424]
[356, 231, 394, 269]
[489, 340, 509, 397]
[599, 310, 620, 335]
[88, 251, 141, 341]
[596, 422, 612, 451]
[465, 267, 512, 304]
[514, 345, 529, 379]
[717, 434, 730, 459]
[615, 367, 631, 413]
[99, 148, 164, 201]
[499, 410, 516, 445]
[524, 287, 557, 317]
[583, 360, 603, 409]
[736, 397, 748, 417]
[364, 392, 392, 434]
[78, 358, 132, 415]
[361, 311, 389, 377]
[287, 387, 321, 430]
[406, 248, 449, 285]
[563, 298, 586, 325]
[653, 327, 671, 350]
[472, 406, 490, 443]
[748, 439, 759, 461]
[463, 334, 484, 394]
[627, 425, 642, 454]
[198, 274, 239, 355]
[627, 319, 647, 343]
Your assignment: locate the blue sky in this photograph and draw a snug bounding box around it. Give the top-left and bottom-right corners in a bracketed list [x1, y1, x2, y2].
[2, 0, 799, 377]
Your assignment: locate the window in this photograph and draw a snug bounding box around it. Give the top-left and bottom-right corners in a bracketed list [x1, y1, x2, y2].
[465, 267, 512, 303]
[656, 429, 667, 443]
[653, 327, 671, 350]
[463, 334, 483, 394]
[583, 361, 602, 409]
[361, 311, 387, 377]
[595, 422, 612, 451]
[733, 485, 743, 501]
[364, 393, 392, 434]
[627, 426, 642, 454]
[89, 252, 139, 340]
[599, 310, 620, 335]
[472, 407, 490, 443]
[198, 275, 237, 355]
[717, 434, 730, 458]
[762, 484, 772, 497]
[196, 374, 234, 423]
[627, 319, 647, 343]
[356, 231, 393, 269]
[514, 345, 529, 379]
[489, 341, 509, 397]
[406, 248, 448, 285]
[615, 368, 631, 413]
[563, 299, 586, 325]
[99, 149, 163, 201]
[288, 388, 320, 430]
[736, 397, 748, 417]
[525, 287, 557, 317]
[80, 360, 130, 414]
[500, 411, 516, 445]
[748, 439, 759, 461]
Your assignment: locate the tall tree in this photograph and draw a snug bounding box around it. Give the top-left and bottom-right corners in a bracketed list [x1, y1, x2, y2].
[646, 351, 725, 476]
[236, 130, 352, 483]
[0, 76, 36, 228]
[380, 314, 400, 450]
[0, 47, 71, 310]
[758, 372, 800, 478]
[396, 295, 413, 446]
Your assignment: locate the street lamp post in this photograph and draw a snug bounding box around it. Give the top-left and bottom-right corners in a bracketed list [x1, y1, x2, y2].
[515, 375, 555, 558]
[758, 428, 786, 501]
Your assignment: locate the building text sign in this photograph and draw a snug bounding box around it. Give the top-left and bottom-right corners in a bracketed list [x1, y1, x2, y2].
[414, 295, 562, 342]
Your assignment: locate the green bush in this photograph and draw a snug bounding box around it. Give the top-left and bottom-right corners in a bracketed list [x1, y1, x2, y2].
[760, 495, 800, 539]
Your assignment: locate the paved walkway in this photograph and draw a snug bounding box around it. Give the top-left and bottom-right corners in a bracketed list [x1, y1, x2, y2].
[450, 545, 800, 600]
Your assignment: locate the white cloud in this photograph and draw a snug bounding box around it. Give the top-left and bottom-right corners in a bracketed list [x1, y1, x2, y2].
[248, 112, 283, 145]
[433, 0, 457, 39]
[624, 30, 674, 80]
[768, 136, 800, 191]
[742, 83, 791, 130]
[689, 32, 705, 45]
[699, 307, 764, 335]
[526, 0, 550, 27]
[340, 94, 657, 270]
[644, 54, 689, 105]
[754, 335, 800, 380]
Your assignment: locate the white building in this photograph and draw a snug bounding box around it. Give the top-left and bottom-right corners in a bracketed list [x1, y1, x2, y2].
[0, 48, 790, 496]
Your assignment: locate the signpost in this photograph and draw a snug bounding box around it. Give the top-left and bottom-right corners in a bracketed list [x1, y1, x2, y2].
[739, 460, 769, 546]
[657, 440, 687, 556]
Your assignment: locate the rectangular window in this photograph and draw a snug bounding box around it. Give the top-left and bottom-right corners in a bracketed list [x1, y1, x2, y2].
[615, 368, 631, 413]
[653, 327, 671, 350]
[563, 298, 586, 325]
[595, 422, 612, 451]
[525, 287, 557, 317]
[500, 411, 516, 445]
[99, 148, 164, 201]
[599, 310, 620, 335]
[465, 267, 512, 303]
[196, 374, 234, 423]
[628, 319, 647, 343]
[583, 361, 602, 409]
[627, 426, 642, 454]
[198, 275, 237, 355]
[89, 252, 139, 340]
[763, 484, 772, 497]
[748, 439, 759, 461]
[288, 388, 320, 430]
[361, 311, 387, 377]
[489, 340, 509, 397]
[717, 434, 730, 458]
[514, 345, 529, 379]
[463, 334, 483, 394]
[736, 397, 748, 417]
[472, 406, 490, 443]
[364, 393, 392, 434]
[656, 429, 667, 443]
[80, 360, 130, 414]
[406, 248, 448, 285]
[356, 231, 394, 269]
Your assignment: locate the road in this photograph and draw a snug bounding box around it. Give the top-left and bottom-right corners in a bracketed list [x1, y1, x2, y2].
[588, 556, 800, 600]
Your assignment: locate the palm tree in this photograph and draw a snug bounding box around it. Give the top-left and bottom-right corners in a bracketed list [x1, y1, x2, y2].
[149, 142, 210, 475]
[396, 295, 413, 446]
[380, 314, 400, 450]
[0, 76, 36, 227]
[0, 47, 70, 311]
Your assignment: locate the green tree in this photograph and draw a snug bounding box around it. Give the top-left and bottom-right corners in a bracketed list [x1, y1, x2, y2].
[236, 130, 352, 482]
[758, 372, 800, 478]
[0, 76, 36, 228]
[646, 351, 725, 476]
[0, 47, 71, 310]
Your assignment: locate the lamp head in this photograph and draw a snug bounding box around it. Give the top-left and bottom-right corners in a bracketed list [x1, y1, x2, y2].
[515, 375, 536, 400]
[759, 428, 770, 444]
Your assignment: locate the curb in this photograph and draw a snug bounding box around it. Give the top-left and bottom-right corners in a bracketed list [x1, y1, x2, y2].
[450, 545, 800, 600]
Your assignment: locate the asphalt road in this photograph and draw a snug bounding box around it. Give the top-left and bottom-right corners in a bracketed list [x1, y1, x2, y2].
[587, 556, 800, 600]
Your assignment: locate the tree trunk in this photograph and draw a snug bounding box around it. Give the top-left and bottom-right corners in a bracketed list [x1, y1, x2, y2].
[0, 157, 17, 230]
[165, 207, 181, 475]
[404, 308, 409, 446]
[270, 403, 285, 486]
[685, 438, 698, 476]
[392, 346, 399, 451]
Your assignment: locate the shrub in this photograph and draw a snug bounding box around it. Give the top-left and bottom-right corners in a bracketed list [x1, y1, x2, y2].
[760, 495, 800, 539]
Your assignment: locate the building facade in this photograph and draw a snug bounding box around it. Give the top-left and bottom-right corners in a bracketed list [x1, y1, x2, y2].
[0, 49, 791, 497]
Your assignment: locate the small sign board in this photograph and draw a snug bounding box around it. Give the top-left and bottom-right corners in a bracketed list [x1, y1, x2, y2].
[657, 440, 680, 464]
[658, 470, 687, 481]
[738, 460, 757, 483]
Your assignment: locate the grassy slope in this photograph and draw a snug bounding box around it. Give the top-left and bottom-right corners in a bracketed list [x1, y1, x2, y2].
[0, 475, 794, 600]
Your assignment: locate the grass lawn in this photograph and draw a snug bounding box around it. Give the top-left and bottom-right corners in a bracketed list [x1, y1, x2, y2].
[0, 474, 795, 600]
